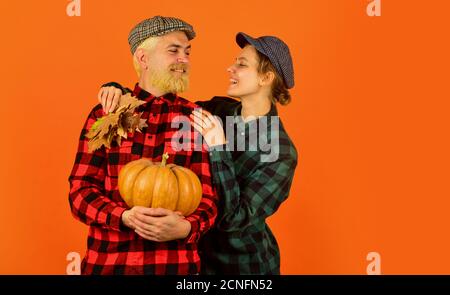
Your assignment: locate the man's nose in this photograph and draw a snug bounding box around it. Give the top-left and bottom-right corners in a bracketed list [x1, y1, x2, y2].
[177, 54, 189, 64]
[227, 66, 234, 73]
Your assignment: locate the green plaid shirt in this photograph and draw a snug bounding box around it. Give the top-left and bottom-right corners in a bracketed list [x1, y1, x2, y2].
[197, 97, 298, 275]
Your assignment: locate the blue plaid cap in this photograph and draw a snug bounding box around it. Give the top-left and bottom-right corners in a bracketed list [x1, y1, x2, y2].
[236, 32, 295, 89]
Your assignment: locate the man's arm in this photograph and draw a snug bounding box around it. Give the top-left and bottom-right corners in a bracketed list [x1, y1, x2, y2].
[68, 106, 127, 231]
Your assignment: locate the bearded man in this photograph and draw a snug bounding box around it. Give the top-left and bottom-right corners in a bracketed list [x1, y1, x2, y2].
[68, 16, 218, 275]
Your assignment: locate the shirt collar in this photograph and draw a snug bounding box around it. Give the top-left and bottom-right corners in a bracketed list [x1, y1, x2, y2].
[132, 83, 178, 104]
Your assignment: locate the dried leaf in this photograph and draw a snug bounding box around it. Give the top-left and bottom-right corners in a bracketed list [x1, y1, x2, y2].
[119, 93, 146, 110]
[85, 93, 148, 152]
[88, 136, 109, 153]
[115, 135, 122, 146]
[86, 113, 119, 141]
[91, 117, 104, 132]
[117, 126, 127, 138]
[138, 118, 148, 131]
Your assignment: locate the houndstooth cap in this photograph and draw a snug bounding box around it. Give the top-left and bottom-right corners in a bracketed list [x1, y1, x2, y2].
[128, 16, 196, 54]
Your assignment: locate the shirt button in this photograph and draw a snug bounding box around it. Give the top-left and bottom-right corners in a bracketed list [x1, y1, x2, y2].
[240, 132, 245, 136]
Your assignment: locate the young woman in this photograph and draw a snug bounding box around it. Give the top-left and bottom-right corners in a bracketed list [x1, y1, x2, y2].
[99, 32, 298, 274]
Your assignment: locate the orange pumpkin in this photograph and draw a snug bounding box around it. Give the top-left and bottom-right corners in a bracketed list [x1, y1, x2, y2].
[118, 153, 202, 216]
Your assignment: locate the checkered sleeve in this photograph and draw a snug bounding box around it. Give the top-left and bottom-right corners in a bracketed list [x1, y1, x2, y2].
[209, 149, 297, 232]
[68, 106, 127, 231]
[101, 82, 132, 95]
[183, 141, 218, 244]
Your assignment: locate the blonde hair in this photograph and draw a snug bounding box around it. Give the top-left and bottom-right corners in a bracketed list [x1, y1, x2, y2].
[132, 37, 160, 78]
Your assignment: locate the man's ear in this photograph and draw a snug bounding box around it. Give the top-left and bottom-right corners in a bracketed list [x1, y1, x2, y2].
[259, 71, 275, 86]
[135, 48, 148, 70]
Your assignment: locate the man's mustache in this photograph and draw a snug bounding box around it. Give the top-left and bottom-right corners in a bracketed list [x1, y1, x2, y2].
[169, 63, 189, 72]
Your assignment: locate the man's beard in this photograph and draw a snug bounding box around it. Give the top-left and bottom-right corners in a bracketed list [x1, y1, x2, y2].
[147, 63, 189, 94]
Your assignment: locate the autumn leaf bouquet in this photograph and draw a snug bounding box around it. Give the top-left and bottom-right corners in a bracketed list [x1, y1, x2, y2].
[85, 93, 148, 152]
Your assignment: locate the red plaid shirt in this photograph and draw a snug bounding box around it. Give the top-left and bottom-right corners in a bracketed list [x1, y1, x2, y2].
[68, 84, 218, 275]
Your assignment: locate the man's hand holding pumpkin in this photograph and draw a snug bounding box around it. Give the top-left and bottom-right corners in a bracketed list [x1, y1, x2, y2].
[122, 206, 191, 242]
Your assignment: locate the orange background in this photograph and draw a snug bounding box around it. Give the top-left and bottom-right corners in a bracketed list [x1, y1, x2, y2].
[1, 0, 449, 274]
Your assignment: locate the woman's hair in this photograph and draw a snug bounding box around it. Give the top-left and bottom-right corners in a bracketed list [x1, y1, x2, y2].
[255, 50, 291, 105]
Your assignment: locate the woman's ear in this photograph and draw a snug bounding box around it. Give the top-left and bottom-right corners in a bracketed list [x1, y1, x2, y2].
[259, 71, 275, 86]
[135, 48, 148, 70]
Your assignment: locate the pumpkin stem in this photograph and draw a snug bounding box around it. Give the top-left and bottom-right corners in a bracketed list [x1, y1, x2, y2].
[161, 152, 169, 167]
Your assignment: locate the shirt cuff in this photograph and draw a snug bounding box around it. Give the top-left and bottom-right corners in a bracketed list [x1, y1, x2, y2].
[183, 216, 200, 244]
[108, 206, 128, 232]
[208, 145, 232, 162]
